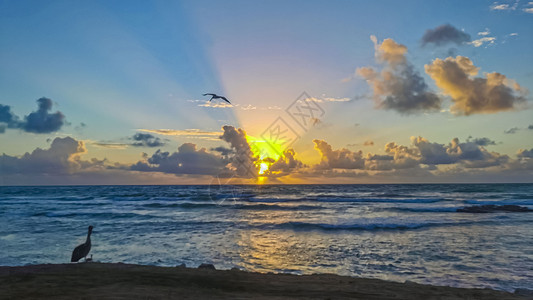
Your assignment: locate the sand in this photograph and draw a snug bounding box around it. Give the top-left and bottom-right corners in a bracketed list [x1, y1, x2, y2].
[0, 263, 528, 299]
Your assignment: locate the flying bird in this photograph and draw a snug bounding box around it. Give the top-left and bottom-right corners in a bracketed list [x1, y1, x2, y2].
[71, 225, 93, 262]
[203, 93, 231, 104]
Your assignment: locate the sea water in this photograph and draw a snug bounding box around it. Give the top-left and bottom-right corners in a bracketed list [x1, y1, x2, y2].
[0, 184, 532, 292]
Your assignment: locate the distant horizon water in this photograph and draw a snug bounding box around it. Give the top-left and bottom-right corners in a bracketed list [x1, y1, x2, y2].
[1, 184, 532, 292]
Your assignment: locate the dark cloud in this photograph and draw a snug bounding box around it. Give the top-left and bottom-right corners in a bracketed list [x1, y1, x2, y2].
[219, 125, 258, 177]
[421, 24, 471, 46]
[0, 137, 86, 175]
[23, 98, 65, 133]
[425, 56, 527, 115]
[466, 136, 498, 146]
[131, 133, 165, 147]
[313, 139, 365, 169]
[269, 149, 305, 176]
[211, 146, 234, 156]
[130, 143, 226, 175]
[0, 104, 22, 130]
[504, 127, 520, 134]
[74, 122, 87, 132]
[528, 125, 533, 130]
[411, 136, 508, 168]
[357, 36, 441, 114]
[0, 98, 66, 134]
[517, 148, 533, 158]
[312, 136, 510, 172]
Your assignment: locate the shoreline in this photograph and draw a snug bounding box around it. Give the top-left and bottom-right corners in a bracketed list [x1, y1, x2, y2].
[0, 263, 529, 299]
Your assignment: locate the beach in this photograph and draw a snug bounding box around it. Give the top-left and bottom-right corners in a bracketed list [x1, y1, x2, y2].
[0, 262, 529, 299]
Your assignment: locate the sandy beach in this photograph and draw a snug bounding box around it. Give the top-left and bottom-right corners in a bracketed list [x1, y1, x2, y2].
[0, 263, 528, 299]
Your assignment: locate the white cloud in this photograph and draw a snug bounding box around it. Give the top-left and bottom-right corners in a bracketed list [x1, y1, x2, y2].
[490, 1, 519, 10]
[469, 36, 496, 47]
[491, 3, 511, 10]
[478, 29, 491, 36]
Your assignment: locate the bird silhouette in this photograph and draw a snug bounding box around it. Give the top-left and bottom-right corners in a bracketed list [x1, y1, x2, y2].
[71, 225, 93, 262]
[203, 93, 231, 104]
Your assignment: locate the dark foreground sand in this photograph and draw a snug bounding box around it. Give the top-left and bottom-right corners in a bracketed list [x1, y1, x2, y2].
[0, 263, 529, 300]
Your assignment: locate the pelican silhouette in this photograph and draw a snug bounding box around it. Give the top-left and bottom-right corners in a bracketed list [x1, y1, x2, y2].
[203, 93, 231, 104]
[71, 225, 93, 262]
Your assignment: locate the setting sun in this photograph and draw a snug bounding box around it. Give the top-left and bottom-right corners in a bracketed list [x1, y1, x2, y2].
[258, 162, 269, 175]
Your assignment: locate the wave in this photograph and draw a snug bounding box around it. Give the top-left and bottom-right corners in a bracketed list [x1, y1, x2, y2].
[141, 202, 324, 211]
[247, 197, 447, 204]
[267, 220, 499, 231]
[31, 211, 155, 219]
[464, 199, 533, 206]
[386, 206, 461, 213]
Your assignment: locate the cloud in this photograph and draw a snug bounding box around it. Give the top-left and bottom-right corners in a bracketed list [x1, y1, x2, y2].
[130, 143, 227, 175]
[491, 3, 511, 10]
[517, 148, 533, 158]
[240, 104, 257, 110]
[466, 136, 498, 146]
[312, 136, 511, 173]
[91, 142, 129, 149]
[425, 56, 528, 115]
[504, 127, 520, 134]
[131, 133, 165, 147]
[269, 149, 305, 176]
[490, 1, 519, 10]
[478, 29, 491, 36]
[211, 146, 234, 156]
[220, 125, 258, 177]
[357, 36, 442, 114]
[0, 104, 22, 131]
[421, 24, 471, 46]
[23, 98, 65, 133]
[305, 96, 352, 103]
[0, 137, 86, 175]
[363, 140, 374, 146]
[313, 139, 365, 169]
[469, 36, 496, 47]
[529, 124, 533, 130]
[0, 98, 66, 134]
[139, 128, 221, 141]
[198, 102, 234, 108]
[524, 7, 533, 12]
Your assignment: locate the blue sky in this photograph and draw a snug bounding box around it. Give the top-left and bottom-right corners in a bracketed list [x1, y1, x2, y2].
[1, 0, 532, 184]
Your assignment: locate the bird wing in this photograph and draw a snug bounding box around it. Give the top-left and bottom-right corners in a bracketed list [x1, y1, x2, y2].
[203, 93, 216, 96]
[221, 97, 231, 104]
[71, 243, 83, 262]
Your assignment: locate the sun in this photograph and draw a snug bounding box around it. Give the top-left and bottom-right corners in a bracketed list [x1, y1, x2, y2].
[246, 135, 285, 176]
[258, 162, 269, 175]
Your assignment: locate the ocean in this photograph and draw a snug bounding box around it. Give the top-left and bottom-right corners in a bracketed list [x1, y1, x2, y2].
[0, 184, 532, 292]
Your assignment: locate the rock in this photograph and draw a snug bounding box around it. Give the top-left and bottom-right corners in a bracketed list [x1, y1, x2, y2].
[231, 267, 242, 271]
[176, 263, 186, 268]
[457, 204, 532, 213]
[198, 263, 216, 270]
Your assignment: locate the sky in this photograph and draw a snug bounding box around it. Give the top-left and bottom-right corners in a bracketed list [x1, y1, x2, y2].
[1, 0, 532, 185]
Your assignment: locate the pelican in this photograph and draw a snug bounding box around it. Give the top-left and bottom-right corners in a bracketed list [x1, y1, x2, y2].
[203, 93, 231, 104]
[71, 225, 93, 262]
